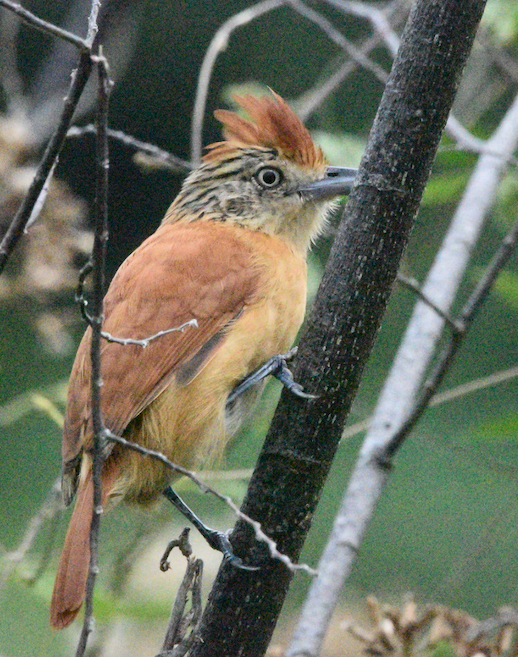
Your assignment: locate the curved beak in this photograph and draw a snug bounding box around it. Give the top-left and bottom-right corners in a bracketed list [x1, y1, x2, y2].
[298, 166, 358, 201]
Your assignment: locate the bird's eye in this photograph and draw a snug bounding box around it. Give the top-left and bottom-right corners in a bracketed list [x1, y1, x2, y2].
[255, 166, 284, 189]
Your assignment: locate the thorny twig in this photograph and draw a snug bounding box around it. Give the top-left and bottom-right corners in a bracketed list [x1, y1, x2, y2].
[104, 429, 317, 576]
[76, 264, 199, 346]
[75, 52, 112, 657]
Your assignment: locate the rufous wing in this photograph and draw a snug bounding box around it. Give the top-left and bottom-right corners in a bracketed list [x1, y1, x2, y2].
[62, 221, 260, 502]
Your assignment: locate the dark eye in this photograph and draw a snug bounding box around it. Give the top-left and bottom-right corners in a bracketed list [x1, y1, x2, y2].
[255, 166, 284, 189]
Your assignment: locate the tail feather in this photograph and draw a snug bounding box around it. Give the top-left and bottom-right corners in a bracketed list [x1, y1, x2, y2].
[50, 462, 119, 630]
[50, 469, 94, 629]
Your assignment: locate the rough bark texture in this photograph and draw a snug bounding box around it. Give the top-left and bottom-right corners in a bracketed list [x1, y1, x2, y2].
[189, 1, 487, 655]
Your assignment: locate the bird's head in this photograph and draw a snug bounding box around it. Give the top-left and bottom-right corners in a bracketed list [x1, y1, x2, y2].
[165, 92, 356, 252]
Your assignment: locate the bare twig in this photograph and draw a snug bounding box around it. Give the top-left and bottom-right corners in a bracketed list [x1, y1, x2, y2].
[75, 53, 112, 657]
[0, 0, 89, 49]
[341, 363, 518, 441]
[104, 429, 317, 576]
[191, 0, 285, 164]
[396, 273, 458, 330]
[297, 1, 409, 121]
[76, 263, 199, 345]
[67, 124, 193, 172]
[386, 212, 518, 456]
[100, 320, 198, 348]
[286, 0, 389, 84]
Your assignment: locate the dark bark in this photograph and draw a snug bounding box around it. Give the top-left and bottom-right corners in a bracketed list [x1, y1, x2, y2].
[190, 1, 487, 656]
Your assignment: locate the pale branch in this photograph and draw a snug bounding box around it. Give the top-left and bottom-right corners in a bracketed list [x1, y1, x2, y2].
[67, 124, 193, 172]
[359, 88, 518, 462]
[341, 364, 518, 441]
[286, 58, 518, 657]
[0, 479, 62, 593]
[0, 0, 88, 49]
[297, 0, 409, 121]
[386, 211, 518, 457]
[103, 429, 316, 576]
[85, 0, 101, 47]
[75, 53, 112, 657]
[323, 0, 401, 57]
[286, 0, 389, 84]
[191, 0, 285, 164]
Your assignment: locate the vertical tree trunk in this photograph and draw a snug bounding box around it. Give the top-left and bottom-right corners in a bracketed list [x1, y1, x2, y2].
[189, 1, 487, 655]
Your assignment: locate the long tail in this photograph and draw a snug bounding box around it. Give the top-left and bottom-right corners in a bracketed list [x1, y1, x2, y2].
[50, 463, 118, 629]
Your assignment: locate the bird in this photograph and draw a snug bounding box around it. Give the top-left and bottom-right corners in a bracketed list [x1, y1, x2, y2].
[50, 91, 356, 630]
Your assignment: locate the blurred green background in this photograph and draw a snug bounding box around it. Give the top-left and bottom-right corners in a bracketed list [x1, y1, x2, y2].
[0, 1, 517, 655]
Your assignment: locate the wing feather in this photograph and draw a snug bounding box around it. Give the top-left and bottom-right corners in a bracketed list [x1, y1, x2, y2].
[63, 221, 259, 481]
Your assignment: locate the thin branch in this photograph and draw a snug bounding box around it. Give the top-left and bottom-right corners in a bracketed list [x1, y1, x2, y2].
[286, 0, 389, 84]
[191, 0, 285, 164]
[386, 212, 518, 457]
[103, 429, 317, 576]
[0, 0, 88, 50]
[341, 363, 518, 441]
[326, 0, 402, 57]
[100, 320, 198, 348]
[396, 273, 459, 331]
[67, 124, 193, 172]
[75, 53, 112, 657]
[0, 48, 93, 274]
[297, 0, 409, 121]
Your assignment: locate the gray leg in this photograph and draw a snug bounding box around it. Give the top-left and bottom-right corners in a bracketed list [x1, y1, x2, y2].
[162, 486, 258, 571]
[227, 347, 317, 406]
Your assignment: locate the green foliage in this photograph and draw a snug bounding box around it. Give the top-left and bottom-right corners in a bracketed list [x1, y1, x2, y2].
[482, 0, 518, 43]
[312, 131, 365, 167]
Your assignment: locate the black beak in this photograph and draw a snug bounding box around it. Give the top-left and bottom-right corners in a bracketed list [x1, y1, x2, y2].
[298, 166, 357, 201]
